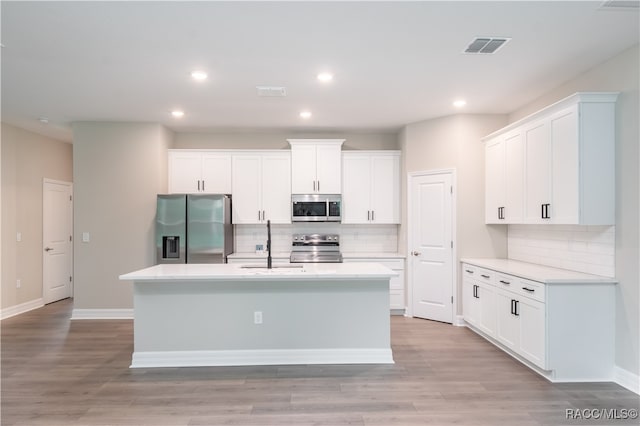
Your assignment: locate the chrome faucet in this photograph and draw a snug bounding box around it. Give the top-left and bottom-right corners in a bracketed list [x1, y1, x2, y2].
[266, 219, 272, 269]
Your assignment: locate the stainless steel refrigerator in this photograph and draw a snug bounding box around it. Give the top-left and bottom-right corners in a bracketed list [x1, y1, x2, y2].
[156, 194, 233, 264]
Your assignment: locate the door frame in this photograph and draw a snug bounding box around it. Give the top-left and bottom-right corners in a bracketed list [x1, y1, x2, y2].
[406, 169, 457, 320]
[42, 178, 74, 302]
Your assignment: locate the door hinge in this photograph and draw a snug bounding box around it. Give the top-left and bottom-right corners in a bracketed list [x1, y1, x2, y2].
[450, 241, 453, 249]
[69, 276, 72, 282]
[69, 235, 72, 242]
[70, 195, 72, 201]
[451, 296, 454, 304]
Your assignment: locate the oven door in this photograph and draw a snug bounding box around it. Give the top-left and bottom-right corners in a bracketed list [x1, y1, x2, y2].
[292, 196, 327, 222]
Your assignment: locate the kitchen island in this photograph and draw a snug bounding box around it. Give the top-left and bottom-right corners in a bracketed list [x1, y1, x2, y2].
[119, 263, 396, 368]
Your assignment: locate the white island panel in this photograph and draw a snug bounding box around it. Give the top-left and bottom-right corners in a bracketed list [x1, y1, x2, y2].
[120, 263, 396, 368]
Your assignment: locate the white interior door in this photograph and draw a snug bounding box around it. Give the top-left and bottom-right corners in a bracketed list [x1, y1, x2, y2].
[43, 179, 73, 304]
[409, 171, 454, 323]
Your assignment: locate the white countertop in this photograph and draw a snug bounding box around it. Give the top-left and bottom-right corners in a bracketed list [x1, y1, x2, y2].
[460, 258, 617, 284]
[120, 262, 398, 282]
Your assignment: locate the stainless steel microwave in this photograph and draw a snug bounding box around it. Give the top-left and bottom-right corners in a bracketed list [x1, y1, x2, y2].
[292, 194, 342, 222]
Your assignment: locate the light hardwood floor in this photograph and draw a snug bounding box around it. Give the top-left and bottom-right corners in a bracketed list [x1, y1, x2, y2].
[1, 299, 638, 425]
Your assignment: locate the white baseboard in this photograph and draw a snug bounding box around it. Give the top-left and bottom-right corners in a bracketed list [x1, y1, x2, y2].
[131, 348, 395, 368]
[453, 315, 466, 327]
[1, 298, 44, 320]
[71, 308, 133, 320]
[614, 365, 640, 395]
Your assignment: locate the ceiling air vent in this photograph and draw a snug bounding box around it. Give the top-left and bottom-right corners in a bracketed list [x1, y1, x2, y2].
[599, 0, 639, 10]
[463, 37, 510, 54]
[256, 86, 287, 97]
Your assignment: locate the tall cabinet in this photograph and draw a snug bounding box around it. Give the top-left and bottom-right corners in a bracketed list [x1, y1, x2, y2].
[231, 151, 291, 224]
[342, 151, 401, 224]
[288, 139, 344, 194]
[484, 92, 618, 225]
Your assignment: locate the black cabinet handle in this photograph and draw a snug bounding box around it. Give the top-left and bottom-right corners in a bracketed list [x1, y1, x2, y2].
[498, 206, 505, 220]
[473, 284, 479, 299]
[510, 299, 515, 315]
[197, 180, 201, 191]
[465, 269, 474, 274]
[202, 180, 205, 191]
[541, 203, 551, 219]
[499, 280, 510, 285]
[481, 274, 490, 279]
[522, 287, 535, 293]
[514, 300, 520, 316]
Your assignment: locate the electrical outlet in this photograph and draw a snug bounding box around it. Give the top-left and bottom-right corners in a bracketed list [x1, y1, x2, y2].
[254, 311, 263, 324]
[16, 279, 21, 289]
[16, 232, 22, 242]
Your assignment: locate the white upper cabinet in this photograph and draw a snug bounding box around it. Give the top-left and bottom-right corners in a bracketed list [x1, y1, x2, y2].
[169, 150, 232, 194]
[485, 130, 524, 224]
[288, 139, 344, 194]
[484, 92, 618, 225]
[231, 151, 291, 225]
[342, 151, 401, 224]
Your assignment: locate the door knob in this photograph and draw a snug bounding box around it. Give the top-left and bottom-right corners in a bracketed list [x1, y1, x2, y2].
[44, 247, 53, 252]
[412, 251, 421, 256]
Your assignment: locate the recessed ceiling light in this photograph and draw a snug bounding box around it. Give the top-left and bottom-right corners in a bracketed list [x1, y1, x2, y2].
[171, 110, 185, 118]
[191, 71, 208, 81]
[453, 100, 467, 108]
[317, 72, 333, 83]
[300, 111, 312, 119]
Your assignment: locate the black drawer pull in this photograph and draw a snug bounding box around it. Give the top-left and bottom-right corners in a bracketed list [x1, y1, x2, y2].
[480, 274, 490, 279]
[522, 287, 535, 293]
[465, 269, 474, 274]
[499, 280, 510, 285]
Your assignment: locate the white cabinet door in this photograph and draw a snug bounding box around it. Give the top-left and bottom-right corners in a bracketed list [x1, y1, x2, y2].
[291, 144, 317, 194]
[201, 153, 232, 194]
[262, 153, 291, 224]
[169, 151, 202, 193]
[315, 144, 342, 194]
[231, 155, 262, 224]
[463, 278, 480, 328]
[524, 120, 551, 224]
[289, 140, 344, 194]
[550, 106, 580, 224]
[519, 296, 546, 368]
[370, 155, 400, 223]
[342, 154, 371, 223]
[484, 137, 505, 224]
[504, 131, 524, 223]
[495, 290, 519, 351]
[342, 152, 400, 224]
[477, 283, 497, 337]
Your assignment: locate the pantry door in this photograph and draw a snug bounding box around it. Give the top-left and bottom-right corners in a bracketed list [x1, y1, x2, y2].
[43, 179, 73, 304]
[408, 170, 455, 323]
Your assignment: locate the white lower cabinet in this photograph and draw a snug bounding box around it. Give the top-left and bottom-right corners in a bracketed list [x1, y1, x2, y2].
[462, 261, 616, 382]
[343, 257, 405, 312]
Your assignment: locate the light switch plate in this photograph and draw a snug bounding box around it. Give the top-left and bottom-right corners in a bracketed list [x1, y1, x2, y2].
[82, 232, 90, 243]
[16, 232, 22, 242]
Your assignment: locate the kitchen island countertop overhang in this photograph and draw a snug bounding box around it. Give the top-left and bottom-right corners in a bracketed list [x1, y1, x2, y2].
[119, 262, 398, 368]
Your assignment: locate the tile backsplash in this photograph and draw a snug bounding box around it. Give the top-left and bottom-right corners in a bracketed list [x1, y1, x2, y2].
[234, 223, 398, 254]
[507, 224, 615, 277]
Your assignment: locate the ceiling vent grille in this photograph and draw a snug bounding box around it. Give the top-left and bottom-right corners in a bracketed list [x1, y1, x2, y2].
[599, 0, 639, 10]
[256, 86, 287, 97]
[463, 37, 510, 54]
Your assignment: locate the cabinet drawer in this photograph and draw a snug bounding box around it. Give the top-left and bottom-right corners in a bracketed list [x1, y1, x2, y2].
[517, 278, 545, 302]
[462, 264, 493, 284]
[390, 290, 404, 309]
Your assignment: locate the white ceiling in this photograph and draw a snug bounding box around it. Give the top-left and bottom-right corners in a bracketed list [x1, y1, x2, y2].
[2, 1, 639, 142]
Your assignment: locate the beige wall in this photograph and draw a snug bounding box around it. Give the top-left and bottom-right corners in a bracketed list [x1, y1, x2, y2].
[174, 132, 399, 150]
[399, 114, 509, 314]
[1, 123, 73, 309]
[509, 45, 640, 377]
[72, 123, 172, 309]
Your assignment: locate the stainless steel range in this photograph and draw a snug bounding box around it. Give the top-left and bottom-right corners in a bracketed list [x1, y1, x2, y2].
[289, 234, 343, 263]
